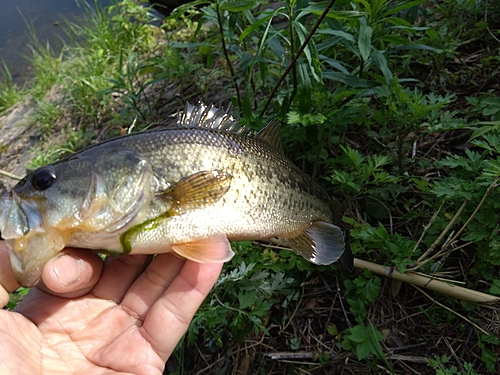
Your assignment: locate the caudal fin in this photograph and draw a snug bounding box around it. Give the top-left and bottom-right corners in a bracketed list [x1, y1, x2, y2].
[277, 221, 351, 270]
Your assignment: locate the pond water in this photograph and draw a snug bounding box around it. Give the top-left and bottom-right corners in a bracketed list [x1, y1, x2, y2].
[0, 0, 112, 83]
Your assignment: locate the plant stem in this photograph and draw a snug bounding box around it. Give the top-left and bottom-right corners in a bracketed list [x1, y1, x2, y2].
[411, 200, 468, 268]
[259, 0, 337, 117]
[446, 177, 500, 246]
[215, 0, 242, 108]
[287, 0, 297, 109]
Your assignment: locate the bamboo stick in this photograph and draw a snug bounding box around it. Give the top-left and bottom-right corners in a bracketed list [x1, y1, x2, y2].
[354, 258, 500, 306]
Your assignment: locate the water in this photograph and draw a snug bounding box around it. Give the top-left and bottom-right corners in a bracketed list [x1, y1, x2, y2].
[0, 0, 112, 83]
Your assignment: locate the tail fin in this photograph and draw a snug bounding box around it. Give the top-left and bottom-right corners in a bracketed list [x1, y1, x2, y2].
[278, 221, 346, 266]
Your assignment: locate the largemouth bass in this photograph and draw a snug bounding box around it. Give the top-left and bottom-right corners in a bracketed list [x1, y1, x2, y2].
[0, 103, 352, 287]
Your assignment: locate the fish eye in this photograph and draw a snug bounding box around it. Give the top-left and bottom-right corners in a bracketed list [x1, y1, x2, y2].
[31, 167, 57, 191]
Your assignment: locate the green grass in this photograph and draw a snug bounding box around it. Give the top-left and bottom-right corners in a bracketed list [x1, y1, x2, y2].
[2, 0, 500, 373]
[0, 62, 25, 116]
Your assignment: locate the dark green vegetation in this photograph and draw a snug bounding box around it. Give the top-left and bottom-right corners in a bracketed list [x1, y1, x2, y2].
[1, 0, 500, 373]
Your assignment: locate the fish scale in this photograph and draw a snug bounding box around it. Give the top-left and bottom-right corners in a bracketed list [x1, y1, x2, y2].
[0, 102, 352, 287]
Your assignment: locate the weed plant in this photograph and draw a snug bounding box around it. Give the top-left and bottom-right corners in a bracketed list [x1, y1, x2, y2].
[2, 0, 500, 373]
[165, 0, 500, 373]
[0, 62, 24, 116]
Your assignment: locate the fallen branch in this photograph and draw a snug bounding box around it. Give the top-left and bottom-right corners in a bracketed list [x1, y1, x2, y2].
[265, 351, 322, 360]
[354, 258, 500, 306]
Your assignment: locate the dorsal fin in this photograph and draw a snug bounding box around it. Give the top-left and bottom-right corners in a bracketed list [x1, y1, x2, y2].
[177, 102, 254, 136]
[255, 120, 284, 155]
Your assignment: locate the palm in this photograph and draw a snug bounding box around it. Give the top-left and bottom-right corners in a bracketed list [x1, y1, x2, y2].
[0, 253, 222, 375]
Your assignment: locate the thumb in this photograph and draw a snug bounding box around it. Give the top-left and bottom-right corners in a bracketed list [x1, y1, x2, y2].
[38, 248, 104, 298]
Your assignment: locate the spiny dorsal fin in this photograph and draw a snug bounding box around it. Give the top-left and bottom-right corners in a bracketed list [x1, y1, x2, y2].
[255, 120, 284, 155]
[177, 102, 253, 136]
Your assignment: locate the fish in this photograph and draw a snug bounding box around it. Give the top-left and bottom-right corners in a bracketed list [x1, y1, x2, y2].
[0, 102, 353, 287]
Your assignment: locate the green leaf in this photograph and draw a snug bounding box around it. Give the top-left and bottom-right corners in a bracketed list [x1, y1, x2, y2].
[342, 324, 385, 360]
[380, 0, 425, 18]
[370, 50, 393, 85]
[489, 280, 500, 296]
[358, 25, 373, 61]
[435, 153, 478, 171]
[296, 59, 313, 111]
[330, 170, 361, 192]
[239, 13, 273, 42]
[356, 341, 373, 360]
[481, 346, 498, 372]
[166, 0, 211, 19]
[321, 57, 350, 74]
[388, 44, 436, 52]
[431, 178, 474, 200]
[239, 7, 285, 42]
[322, 71, 379, 87]
[289, 337, 301, 350]
[484, 159, 500, 179]
[293, 21, 322, 82]
[476, 20, 488, 30]
[316, 29, 356, 43]
[349, 325, 369, 343]
[356, 275, 381, 304]
[327, 324, 338, 336]
[169, 42, 216, 49]
[219, 0, 256, 12]
[469, 121, 500, 141]
[300, 6, 366, 19]
[481, 334, 500, 345]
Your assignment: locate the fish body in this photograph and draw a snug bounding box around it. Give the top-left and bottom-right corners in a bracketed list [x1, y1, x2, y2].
[0, 103, 351, 287]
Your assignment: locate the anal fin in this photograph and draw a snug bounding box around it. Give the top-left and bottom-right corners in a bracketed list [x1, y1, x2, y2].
[172, 235, 235, 263]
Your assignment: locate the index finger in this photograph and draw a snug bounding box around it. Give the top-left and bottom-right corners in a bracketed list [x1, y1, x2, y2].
[141, 259, 223, 361]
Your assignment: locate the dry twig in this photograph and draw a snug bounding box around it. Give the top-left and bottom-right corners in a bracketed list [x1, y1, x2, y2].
[0, 169, 22, 180]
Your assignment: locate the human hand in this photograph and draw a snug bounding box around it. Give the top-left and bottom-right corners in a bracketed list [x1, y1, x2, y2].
[0, 241, 223, 374]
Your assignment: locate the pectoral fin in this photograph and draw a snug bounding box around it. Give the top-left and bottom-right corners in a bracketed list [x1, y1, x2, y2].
[172, 235, 235, 263]
[159, 170, 232, 214]
[120, 171, 232, 254]
[277, 221, 350, 270]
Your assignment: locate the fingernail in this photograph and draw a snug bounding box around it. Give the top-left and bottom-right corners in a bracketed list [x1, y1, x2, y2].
[53, 253, 83, 286]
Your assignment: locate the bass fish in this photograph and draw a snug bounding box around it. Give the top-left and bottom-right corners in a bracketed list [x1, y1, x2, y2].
[0, 103, 352, 287]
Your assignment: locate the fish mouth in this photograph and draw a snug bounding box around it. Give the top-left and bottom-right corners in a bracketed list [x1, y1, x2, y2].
[6, 231, 65, 287]
[7, 241, 44, 287]
[1, 192, 58, 287]
[0, 193, 44, 240]
[1, 193, 28, 240]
